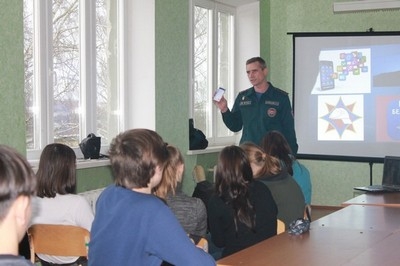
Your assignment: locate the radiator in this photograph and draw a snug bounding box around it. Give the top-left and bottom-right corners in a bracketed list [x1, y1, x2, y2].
[79, 188, 105, 214]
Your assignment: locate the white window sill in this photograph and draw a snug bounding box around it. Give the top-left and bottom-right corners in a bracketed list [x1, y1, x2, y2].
[187, 146, 227, 155]
[76, 158, 111, 169]
[30, 158, 110, 172]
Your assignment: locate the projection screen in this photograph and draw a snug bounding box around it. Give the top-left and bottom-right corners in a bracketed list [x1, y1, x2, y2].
[292, 32, 400, 162]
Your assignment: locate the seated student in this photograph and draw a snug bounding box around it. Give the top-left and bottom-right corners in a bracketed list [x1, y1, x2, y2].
[241, 142, 305, 228]
[31, 143, 94, 266]
[192, 165, 214, 212]
[88, 129, 215, 266]
[207, 145, 277, 259]
[0, 145, 36, 266]
[261, 130, 312, 205]
[153, 145, 207, 238]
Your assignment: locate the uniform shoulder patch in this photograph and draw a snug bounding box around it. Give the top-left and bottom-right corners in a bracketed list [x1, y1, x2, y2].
[238, 88, 254, 100]
[240, 88, 253, 95]
[272, 87, 288, 95]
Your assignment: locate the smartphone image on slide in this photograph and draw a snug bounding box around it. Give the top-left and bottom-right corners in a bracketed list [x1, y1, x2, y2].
[213, 87, 226, 102]
[319, 60, 335, 90]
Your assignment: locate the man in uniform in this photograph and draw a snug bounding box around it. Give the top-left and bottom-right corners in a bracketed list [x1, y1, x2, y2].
[214, 57, 298, 155]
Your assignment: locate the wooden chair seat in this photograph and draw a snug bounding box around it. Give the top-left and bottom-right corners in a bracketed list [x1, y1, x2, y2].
[27, 224, 90, 264]
[196, 237, 209, 253]
[277, 219, 285, 234]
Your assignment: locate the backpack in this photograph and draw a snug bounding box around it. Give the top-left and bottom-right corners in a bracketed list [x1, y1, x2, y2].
[79, 133, 101, 159]
[189, 119, 208, 150]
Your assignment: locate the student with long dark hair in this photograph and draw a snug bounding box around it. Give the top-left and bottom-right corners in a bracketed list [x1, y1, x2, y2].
[207, 145, 277, 258]
[31, 143, 93, 266]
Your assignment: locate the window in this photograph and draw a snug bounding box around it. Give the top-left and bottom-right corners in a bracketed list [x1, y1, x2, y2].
[190, 0, 236, 147]
[23, 0, 125, 160]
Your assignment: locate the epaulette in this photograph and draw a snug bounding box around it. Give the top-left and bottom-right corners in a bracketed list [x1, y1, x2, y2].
[272, 86, 289, 95]
[238, 88, 253, 97]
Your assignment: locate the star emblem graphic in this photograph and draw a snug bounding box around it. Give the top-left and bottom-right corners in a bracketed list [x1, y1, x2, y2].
[320, 97, 361, 138]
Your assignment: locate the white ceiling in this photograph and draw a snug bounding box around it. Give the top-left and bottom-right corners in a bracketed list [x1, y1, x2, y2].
[216, 0, 259, 7]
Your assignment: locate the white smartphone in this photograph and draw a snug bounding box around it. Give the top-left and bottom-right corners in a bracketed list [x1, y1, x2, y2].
[213, 87, 225, 102]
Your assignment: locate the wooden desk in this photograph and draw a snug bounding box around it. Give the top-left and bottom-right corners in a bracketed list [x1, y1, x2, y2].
[312, 205, 400, 231]
[342, 192, 400, 208]
[217, 205, 400, 266]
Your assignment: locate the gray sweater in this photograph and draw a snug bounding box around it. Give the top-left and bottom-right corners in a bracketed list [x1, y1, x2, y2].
[166, 190, 207, 237]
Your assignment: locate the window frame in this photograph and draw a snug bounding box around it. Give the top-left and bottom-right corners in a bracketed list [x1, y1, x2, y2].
[189, 0, 237, 149]
[25, 0, 127, 161]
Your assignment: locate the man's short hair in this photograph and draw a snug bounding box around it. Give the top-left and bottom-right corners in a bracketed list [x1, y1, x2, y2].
[246, 57, 267, 69]
[0, 145, 36, 221]
[108, 129, 169, 189]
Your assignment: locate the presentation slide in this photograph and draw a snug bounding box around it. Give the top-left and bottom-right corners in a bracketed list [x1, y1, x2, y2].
[293, 33, 400, 161]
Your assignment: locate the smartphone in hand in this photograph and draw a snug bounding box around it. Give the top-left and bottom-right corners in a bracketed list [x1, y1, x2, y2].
[213, 87, 225, 102]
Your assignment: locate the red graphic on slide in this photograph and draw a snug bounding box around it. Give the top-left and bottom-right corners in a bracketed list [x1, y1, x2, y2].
[376, 96, 400, 141]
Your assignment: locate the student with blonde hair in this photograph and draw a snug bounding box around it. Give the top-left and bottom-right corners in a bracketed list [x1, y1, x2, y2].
[154, 145, 207, 238]
[240, 142, 305, 228]
[240, 142, 281, 178]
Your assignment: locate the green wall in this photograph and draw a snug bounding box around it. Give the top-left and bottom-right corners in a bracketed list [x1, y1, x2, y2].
[0, 0, 26, 154]
[155, 0, 199, 193]
[76, 166, 113, 193]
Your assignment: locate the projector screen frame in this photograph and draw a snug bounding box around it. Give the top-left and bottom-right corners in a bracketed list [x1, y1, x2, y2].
[289, 31, 400, 163]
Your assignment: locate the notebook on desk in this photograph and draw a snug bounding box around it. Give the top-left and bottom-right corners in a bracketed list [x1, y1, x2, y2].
[354, 156, 400, 193]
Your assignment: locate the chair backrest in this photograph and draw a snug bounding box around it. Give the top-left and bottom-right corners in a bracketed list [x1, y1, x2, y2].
[277, 219, 285, 234]
[304, 204, 312, 221]
[27, 224, 90, 263]
[196, 237, 209, 253]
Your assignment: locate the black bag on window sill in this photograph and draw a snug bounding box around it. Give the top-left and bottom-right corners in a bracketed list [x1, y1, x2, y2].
[189, 119, 208, 150]
[79, 133, 101, 159]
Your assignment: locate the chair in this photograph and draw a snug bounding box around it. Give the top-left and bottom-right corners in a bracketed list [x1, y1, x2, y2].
[304, 204, 312, 221]
[192, 165, 206, 183]
[27, 224, 90, 264]
[196, 237, 209, 253]
[277, 219, 285, 234]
